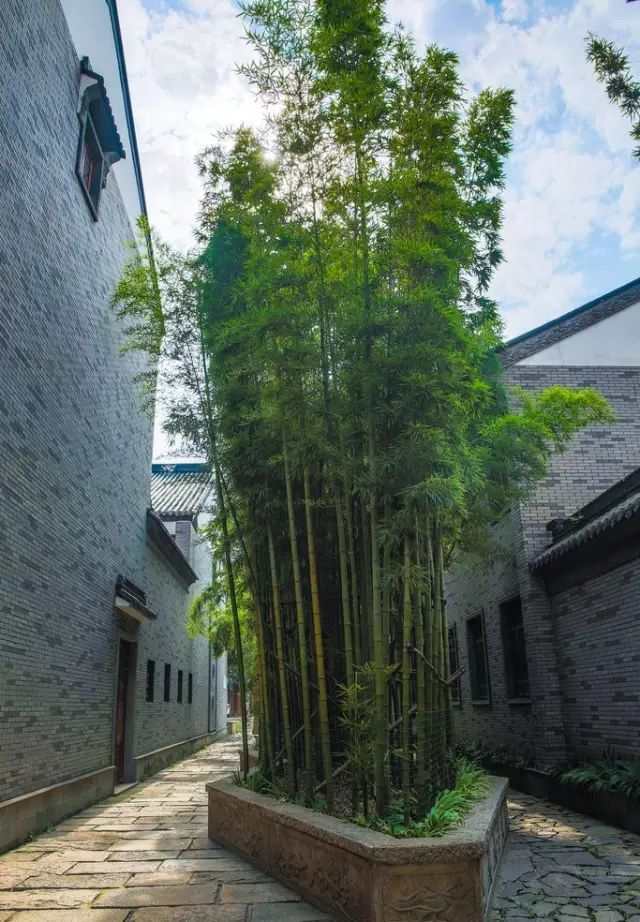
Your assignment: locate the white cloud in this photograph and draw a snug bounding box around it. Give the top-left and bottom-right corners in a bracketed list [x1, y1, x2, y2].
[118, 0, 262, 250]
[115, 0, 640, 450]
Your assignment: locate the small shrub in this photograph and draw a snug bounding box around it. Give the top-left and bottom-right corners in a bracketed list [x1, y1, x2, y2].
[560, 754, 640, 801]
[356, 758, 491, 838]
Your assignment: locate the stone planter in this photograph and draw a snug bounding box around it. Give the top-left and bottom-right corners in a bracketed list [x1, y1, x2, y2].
[207, 776, 508, 922]
[489, 762, 640, 836]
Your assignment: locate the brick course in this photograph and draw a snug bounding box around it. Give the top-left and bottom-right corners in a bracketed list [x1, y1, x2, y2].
[446, 363, 640, 761]
[0, 0, 214, 804]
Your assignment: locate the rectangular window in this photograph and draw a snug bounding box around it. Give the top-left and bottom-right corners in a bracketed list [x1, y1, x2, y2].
[76, 113, 104, 219]
[466, 613, 490, 704]
[500, 597, 530, 700]
[177, 669, 183, 704]
[188, 673, 193, 704]
[164, 663, 171, 703]
[145, 660, 155, 703]
[448, 625, 461, 706]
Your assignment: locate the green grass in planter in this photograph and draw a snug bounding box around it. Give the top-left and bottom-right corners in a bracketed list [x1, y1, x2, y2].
[354, 760, 491, 838]
[235, 760, 491, 837]
[560, 755, 640, 800]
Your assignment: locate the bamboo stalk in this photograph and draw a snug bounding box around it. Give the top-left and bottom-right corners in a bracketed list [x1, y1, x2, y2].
[211, 452, 249, 780]
[402, 534, 412, 824]
[282, 431, 313, 790]
[255, 597, 275, 777]
[344, 486, 362, 667]
[335, 489, 354, 688]
[413, 519, 428, 814]
[303, 466, 333, 807]
[268, 525, 296, 793]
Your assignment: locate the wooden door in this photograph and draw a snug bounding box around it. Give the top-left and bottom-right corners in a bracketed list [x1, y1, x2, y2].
[114, 639, 130, 783]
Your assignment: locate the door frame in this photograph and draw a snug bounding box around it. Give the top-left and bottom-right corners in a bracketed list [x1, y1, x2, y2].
[113, 631, 138, 784]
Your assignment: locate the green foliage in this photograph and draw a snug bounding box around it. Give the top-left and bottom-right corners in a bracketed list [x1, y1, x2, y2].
[112, 0, 615, 823]
[587, 33, 640, 159]
[355, 759, 490, 838]
[110, 216, 165, 417]
[187, 558, 257, 687]
[337, 664, 379, 794]
[561, 755, 640, 801]
[235, 767, 278, 796]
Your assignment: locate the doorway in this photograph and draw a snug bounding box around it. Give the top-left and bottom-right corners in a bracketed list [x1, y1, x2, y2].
[114, 639, 132, 783]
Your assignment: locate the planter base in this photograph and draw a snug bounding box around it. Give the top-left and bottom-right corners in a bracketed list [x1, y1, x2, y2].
[207, 776, 508, 922]
[490, 763, 640, 836]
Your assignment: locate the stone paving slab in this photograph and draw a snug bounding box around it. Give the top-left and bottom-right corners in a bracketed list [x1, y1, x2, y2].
[3, 737, 640, 920]
[0, 738, 328, 920]
[491, 791, 640, 921]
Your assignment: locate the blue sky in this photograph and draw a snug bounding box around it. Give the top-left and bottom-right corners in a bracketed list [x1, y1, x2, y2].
[118, 0, 640, 342]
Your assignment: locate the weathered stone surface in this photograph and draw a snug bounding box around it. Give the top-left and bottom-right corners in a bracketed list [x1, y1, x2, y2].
[127, 870, 193, 886]
[129, 908, 248, 921]
[5, 913, 128, 921]
[0, 869, 32, 889]
[19, 873, 131, 889]
[162, 858, 252, 872]
[208, 775, 508, 922]
[108, 849, 181, 860]
[220, 882, 301, 903]
[94, 884, 218, 907]
[0, 888, 100, 910]
[492, 791, 640, 920]
[109, 838, 191, 852]
[68, 860, 161, 875]
[250, 903, 334, 921]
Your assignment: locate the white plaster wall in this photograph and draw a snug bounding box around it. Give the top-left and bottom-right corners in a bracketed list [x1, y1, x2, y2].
[190, 513, 227, 732]
[59, 0, 141, 229]
[517, 301, 640, 366]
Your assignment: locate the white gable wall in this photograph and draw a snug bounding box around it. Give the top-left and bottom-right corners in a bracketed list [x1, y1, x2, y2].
[60, 0, 141, 230]
[517, 300, 640, 366]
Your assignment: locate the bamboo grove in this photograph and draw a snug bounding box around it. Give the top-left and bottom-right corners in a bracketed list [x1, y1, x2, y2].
[114, 0, 612, 823]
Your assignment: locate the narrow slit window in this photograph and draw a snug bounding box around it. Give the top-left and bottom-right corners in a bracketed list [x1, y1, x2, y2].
[448, 626, 461, 705]
[466, 613, 490, 704]
[164, 663, 171, 703]
[177, 669, 183, 704]
[500, 597, 530, 700]
[145, 659, 155, 703]
[188, 673, 193, 705]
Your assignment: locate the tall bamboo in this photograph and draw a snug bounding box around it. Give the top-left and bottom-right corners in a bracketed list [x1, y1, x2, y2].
[402, 534, 412, 823]
[335, 494, 355, 688]
[432, 524, 446, 766]
[211, 453, 249, 779]
[413, 520, 428, 813]
[345, 489, 362, 666]
[303, 467, 333, 806]
[255, 597, 275, 778]
[267, 525, 295, 793]
[282, 432, 313, 789]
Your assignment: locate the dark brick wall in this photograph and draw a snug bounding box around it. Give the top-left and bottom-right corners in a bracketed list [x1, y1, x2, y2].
[445, 516, 538, 754]
[447, 364, 640, 761]
[552, 558, 640, 758]
[0, 0, 212, 802]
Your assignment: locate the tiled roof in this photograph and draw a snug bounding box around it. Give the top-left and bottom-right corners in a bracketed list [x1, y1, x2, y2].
[151, 464, 213, 518]
[532, 469, 640, 572]
[503, 276, 640, 367]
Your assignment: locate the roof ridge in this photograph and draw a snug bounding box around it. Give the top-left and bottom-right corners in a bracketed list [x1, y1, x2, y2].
[503, 276, 640, 367]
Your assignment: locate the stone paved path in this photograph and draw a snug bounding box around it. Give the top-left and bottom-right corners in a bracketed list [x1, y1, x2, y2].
[3, 741, 640, 921]
[0, 737, 331, 921]
[492, 791, 640, 921]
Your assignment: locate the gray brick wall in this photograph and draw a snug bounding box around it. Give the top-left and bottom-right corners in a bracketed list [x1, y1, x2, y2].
[446, 363, 640, 761]
[0, 0, 212, 802]
[552, 558, 640, 758]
